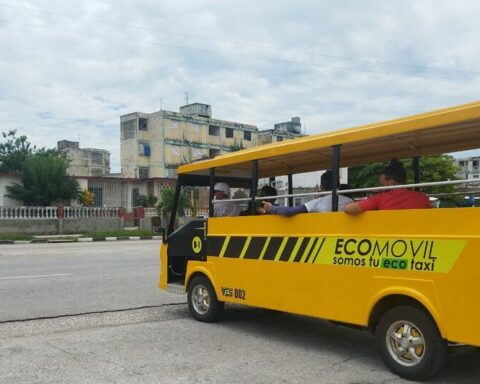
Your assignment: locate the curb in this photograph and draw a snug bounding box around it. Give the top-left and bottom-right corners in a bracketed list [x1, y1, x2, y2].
[0, 236, 163, 245]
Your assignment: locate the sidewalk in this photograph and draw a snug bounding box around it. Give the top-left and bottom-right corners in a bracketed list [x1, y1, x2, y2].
[0, 234, 163, 245]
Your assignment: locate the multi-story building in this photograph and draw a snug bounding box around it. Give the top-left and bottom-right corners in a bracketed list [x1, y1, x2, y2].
[455, 156, 480, 180]
[120, 103, 258, 178]
[258, 117, 304, 145]
[57, 140, 110, 177]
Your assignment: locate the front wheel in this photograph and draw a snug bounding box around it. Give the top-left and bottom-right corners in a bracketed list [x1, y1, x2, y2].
[376, 305, 447, 381]
[187, 275, 224, 322]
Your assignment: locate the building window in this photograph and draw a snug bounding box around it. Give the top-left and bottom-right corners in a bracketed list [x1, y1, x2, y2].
[209, 125, 220, 136]
[132, 188, 139, 207]
[192, 148, 203, 160]
[138, 118, 148, 131]
[121, 120, 136, 140]
[473, 160, 479, 167]
[139, 167, 149, 179]
[209, 148, 220, 158]
[225, 127, 234, 138]
[244, 131, 251, 141]
[88, 186, 103, 207]
[139, 142, 151, 156]
[276, 136, 283, 142]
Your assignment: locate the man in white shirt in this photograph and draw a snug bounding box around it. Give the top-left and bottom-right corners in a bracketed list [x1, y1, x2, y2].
[213, 182, 241, 217]
[262, 170, 353, 216]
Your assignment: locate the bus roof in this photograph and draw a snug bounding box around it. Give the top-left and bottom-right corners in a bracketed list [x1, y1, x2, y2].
[178, 100, 480, 178]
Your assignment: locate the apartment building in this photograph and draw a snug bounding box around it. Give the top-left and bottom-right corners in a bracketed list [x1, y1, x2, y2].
[120, 103, 258, 178]
[455, 156, 480, 180]
[57, 140, 110, 177]
[258, 117, 304, 145]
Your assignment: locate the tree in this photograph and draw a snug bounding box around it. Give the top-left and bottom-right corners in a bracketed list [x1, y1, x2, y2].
[348, 155, 459, 194]
[157, 188, 192, 220]
[135, 193, 158, 207]
[0, 130, 63, 174]
[6, 154, 81, 206]
[78, 188, 95, 206]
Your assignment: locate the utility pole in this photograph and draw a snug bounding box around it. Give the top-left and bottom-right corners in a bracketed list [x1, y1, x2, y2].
[184, 91, 189, 105]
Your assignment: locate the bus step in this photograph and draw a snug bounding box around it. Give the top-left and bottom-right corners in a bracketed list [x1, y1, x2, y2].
[167, 282, 185, 295]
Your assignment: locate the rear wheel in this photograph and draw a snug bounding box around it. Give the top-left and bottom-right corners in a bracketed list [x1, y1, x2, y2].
[376, 305, 447, 381]
[187, 275, 223, 322]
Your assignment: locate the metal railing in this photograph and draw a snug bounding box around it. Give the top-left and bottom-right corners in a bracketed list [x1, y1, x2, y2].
[0, 206, 122, 219]
[0, 206, 57, 219]
[211, 179, 480, 204]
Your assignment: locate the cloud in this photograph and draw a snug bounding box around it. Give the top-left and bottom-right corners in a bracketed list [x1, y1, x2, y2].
[1, 0, 479, 172]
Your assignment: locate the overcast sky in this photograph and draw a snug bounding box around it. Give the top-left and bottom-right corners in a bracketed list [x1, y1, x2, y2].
[1, 0, 479, 172]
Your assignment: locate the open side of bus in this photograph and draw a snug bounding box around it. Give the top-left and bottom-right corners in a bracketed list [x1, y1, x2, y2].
[159, 100, 480, 381]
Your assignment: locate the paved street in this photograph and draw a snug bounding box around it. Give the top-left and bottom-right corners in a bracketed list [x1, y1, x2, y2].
[1, 241, 479, 383]
[0, 240, 169, 321]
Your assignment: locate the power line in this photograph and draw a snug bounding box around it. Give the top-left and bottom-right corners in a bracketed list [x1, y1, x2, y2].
[0, 2, 479, 78]
[0, 18, 477, 82]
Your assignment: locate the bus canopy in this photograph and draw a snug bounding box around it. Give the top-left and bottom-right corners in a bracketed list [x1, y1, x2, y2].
[177, 101, 480, 178]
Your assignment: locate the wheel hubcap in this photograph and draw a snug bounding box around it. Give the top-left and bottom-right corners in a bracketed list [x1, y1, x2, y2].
[192, 285, 210, 315]
[386, 320, 425, 367]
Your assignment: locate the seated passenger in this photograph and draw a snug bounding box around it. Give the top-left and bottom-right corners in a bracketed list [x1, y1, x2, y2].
[344, 158, 431, 215]
[261, 170, 353, 216]
[259, 185, 278, 206]
[213, 182, 241, 217]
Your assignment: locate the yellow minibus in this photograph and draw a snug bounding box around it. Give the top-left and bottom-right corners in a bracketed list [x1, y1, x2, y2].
[159, 101, 480, 380]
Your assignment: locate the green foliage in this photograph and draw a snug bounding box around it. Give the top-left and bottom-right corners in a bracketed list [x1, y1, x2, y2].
[135, 193, 159, 207]
[157, 187, 192, 218]
[0, 233, 34, 241]
[348, 155, 460, 194]
[6, 154, 81, 206]
[0, 130, 63, 173]
[80, 230, 154, 238]
[78, 188, 95, 206]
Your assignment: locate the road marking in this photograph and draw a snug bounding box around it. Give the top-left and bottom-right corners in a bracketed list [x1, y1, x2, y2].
[0, 273, 73, 281]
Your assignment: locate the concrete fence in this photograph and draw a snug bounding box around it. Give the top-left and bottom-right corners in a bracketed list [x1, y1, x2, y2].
[0, 206, 209, 234]
[0, 206, 139, 234]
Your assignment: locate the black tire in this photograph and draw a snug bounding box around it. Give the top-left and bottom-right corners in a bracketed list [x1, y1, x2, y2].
[187, 275, 224, 322]
[376, 305, 447, 381]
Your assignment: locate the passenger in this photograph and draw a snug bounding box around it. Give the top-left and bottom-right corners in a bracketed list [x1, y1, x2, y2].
[261, 170, 353, 216]
[344, 158, 431, 215]
[213, 182, 241, 217]
[259, 185, 278, 206]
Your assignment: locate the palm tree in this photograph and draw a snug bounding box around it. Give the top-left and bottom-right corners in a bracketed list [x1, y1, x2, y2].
[6, 154, 80, 206]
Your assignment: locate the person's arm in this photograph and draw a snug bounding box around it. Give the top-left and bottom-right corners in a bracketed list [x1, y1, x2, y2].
[262, 202, 308, 217]
[343, 201, 363, 215]
[344, 193, 382, 215]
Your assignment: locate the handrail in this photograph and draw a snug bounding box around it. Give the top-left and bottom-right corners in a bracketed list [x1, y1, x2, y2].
[211, 179, 480, 204]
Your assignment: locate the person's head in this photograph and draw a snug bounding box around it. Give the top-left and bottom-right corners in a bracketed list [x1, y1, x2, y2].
[260, 185, 277, 203]
[379, 158, 406, 186]
[320, 170, 334, 191]
[214, 182, 230, 200]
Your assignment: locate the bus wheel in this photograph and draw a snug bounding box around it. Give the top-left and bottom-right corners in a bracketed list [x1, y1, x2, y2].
[376, 305, 447, 381]
[187, 275, 224, 322]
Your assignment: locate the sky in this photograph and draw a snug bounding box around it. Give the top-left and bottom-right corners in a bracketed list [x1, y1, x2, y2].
[1, 0, 480, 172]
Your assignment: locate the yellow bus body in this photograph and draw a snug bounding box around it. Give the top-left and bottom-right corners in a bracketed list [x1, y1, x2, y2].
[161, 207, 480, 347]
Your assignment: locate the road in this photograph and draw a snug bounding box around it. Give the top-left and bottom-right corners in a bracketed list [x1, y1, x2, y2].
[1, 241, 479, 383]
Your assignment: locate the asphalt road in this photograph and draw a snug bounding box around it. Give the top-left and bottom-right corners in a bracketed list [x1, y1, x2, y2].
[1, 241, 479, 383]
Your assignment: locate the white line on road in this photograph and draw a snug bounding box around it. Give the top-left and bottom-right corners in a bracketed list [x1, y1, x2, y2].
[0, 273, 73, 281]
